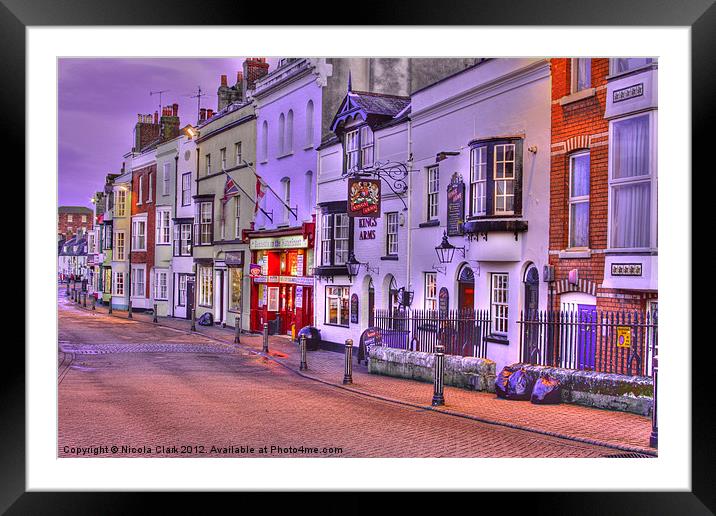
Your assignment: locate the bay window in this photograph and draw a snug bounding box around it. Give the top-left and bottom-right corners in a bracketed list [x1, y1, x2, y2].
[326, 286, 350, 326]
[467, 139, 523, 218]
[569, 152, 590, 248]
[611, 58, 654, 75]
[344, 125, 374, 171]
[319, 203, 353, 268]
[334, 214, 349, 265]
[609, 113, 655, 250]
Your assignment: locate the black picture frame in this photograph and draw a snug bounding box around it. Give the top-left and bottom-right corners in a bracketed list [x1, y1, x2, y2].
[7, 0, 713, 512]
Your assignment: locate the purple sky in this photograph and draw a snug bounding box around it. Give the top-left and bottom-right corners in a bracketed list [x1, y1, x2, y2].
[58, 58, 279, 208]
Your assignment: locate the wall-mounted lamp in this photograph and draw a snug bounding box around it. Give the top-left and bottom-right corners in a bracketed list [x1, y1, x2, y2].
[436, 151, 461, 163]
[528, 145, 538, 154]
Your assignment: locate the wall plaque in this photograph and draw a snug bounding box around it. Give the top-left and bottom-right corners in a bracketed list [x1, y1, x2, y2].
[446, 172, 465, 236]
[613, 83, 644, 103]
[611, 263, 642, 276]
[350, 293, 359, 324]
[438, 287, 449, 316]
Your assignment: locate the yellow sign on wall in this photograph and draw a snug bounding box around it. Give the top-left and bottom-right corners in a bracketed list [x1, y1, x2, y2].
[616, 326, 632, 348]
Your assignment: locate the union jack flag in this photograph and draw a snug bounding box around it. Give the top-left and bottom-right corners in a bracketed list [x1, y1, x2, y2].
[221, 174, 240, 204]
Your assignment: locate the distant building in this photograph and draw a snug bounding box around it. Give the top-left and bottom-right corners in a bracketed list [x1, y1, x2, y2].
[58, 205, 93, 239]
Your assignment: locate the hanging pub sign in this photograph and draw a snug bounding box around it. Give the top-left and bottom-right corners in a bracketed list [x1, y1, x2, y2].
[438, 287, 449, 316]
[446, 172, 465, 236]
[348, 178, 381, 218]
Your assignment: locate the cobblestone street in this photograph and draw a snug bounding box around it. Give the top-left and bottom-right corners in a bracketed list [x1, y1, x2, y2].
[58, 291, 649, 458]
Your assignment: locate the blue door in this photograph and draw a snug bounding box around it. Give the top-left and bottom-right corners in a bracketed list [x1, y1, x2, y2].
[577, 304, 597, 370]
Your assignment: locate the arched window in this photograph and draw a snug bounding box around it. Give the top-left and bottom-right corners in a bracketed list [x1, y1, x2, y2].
[304, 170, 313, 216]
[305, 100, 314, 147]
[281, 177, 291, 223]
[261, 121, 268, 161]
[278, 113, 286, 155]
[286, 110, 294, 153]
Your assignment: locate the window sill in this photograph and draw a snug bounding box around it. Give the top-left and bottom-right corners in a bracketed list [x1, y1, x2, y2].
[558, 249, 592, 259]
[277, 152, 294, 160]
[485, 334, 509, 346]
[559, 88, 597, 106]
[605, 248, 657, 256]
[259, 160, 268, 165]
[380, 256, 399, 261]
[419, 220, 440, 228]
[323, 322, 349, 329]
[303, 145, 314, 151]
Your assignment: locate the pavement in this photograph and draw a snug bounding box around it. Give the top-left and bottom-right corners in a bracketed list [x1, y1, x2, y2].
[59, 287, 656, 457]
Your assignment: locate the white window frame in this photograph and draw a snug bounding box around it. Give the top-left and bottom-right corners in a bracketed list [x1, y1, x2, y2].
[131, 219, 147, 251]
[386, 212, 398, 256]
[568, 151, 591, 249]
[234, 195, 241, 239]
[571, 58, 592, 93]
[424, 272, 437, 311]
[137, 175, 143, 205]
[607, 111, 657, 252]
[114, 231, 126, 261]
[325, 286, 350, 327]
[81, 215, 87, 223]
[198, 265, 213, 307]
[493, 144, 516, 215]
[333, 213, 349, 265]
[490, 273, 509, 336]
[427, 165, 439, 221]
[156, 209, 171, 245]
[220, 147, 227, 171]
[113, 271, 124, 296]
[321, 214, 332, 266]
[131, 265, 146, 298]
[115, 189, 127, 217]
[344, 129, 360, 171]
[162, 162, 170, 196]
[67, 214, 73, 222]
[205, 154, 211, 176]
[360, 126, 374, 168]
[194, 201, 213, 245]
[181, 173, 191, 206]
[235, 142, 242, 165]
[470, 146, 487, 217]
[154, 270, 168, 300]
[282, 178, 291, 223]
[147, 172, 153, 203]
[178, 275, 188, 306]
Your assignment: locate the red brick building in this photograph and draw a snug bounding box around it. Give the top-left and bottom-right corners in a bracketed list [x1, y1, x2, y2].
[548, 58, 658, 373]
[58, 206, 93, 238]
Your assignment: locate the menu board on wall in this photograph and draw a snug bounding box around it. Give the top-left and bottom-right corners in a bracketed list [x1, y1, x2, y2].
[446, 172, 465, 236]
[439, 287, 449, 316]
[295, 286, 303, 309]
[350, 294, 359, 324]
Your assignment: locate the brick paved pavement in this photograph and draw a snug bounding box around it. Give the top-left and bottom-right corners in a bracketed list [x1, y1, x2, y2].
[60, 290, 655, 457]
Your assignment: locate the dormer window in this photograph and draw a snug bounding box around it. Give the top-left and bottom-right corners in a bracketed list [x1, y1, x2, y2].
[344, 125, 374, 172]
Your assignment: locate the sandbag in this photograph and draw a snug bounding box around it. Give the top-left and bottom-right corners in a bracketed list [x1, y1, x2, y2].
[506, 368, 534, 400]
[197, 312, 214, 326]
[495, 365, 519, 399]
[530, 375, 562, 405]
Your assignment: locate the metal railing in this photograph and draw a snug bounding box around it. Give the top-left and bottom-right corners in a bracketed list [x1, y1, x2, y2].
[517, 309, 657, 377]
[374, 308, 490, 358]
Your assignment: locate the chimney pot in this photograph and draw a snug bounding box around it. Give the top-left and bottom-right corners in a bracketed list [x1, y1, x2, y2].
[207, 109, 214, 118]
[172, 103, 178, 116]
[220, 74, 228, 87]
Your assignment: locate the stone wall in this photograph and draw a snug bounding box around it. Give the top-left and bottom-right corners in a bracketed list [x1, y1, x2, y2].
[517, 364, 654, 416]
[368, 347, 496, 393]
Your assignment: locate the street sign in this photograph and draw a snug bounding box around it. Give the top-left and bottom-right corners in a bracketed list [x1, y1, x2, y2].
[616, 326, 631, 348]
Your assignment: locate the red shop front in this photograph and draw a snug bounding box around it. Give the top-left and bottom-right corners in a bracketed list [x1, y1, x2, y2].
[247, 224, 315, 337]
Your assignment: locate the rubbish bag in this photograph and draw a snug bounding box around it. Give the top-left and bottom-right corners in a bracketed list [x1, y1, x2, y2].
[530, 375, 562, 405]
[495, 365, 519, 399]
[506, 368, 534, 401]
[197, 312, 213, 326]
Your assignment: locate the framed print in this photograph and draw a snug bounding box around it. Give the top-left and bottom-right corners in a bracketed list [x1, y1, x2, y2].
[8, 0, 714, 512]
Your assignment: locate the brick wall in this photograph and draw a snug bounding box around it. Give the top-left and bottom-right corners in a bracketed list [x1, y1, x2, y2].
[58, 209, 93, 237]
[130, 164, 156, 298]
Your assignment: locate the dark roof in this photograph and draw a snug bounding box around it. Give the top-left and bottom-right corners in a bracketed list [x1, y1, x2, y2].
[348, 90, 410, 118]
[60, 236, 88, 256]
[58, 206, 92, 214]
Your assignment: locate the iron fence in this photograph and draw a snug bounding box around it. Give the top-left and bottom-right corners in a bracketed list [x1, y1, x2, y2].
[518, 309, 657, 377]
[374, 308, 491, 358]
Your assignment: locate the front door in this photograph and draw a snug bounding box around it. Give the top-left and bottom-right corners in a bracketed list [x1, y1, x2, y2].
[368, 280, 375, 327]
[456, 265, 475, 356]
[577, 304, 597, 370]
[524, 266, 540, 361]
[186, 279, 195, 320]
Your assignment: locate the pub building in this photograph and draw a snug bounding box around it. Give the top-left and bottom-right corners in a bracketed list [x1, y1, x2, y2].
[246, 227, 315, 336]
[314, 85, 411, 351]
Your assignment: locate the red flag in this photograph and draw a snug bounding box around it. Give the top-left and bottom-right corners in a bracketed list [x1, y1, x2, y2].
[254, 175, 267, 214]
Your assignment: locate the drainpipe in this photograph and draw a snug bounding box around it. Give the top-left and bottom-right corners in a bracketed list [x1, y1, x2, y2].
[172, 153, 179, 318]
[405, 119, 413, 306]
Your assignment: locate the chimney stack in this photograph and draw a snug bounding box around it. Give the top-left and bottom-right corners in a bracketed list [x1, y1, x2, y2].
[172, 103, 179, 116]
[221, 74, 228, 87]
[134, 112, 161, 152]
[159, 104, 181, 141]
[154, 111, 159, 124]
[243, 57, 270, 92]
[206, 108, 214, 119]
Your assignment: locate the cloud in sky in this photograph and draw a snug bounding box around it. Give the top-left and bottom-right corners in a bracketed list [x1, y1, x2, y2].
[58, 57, 278, 207]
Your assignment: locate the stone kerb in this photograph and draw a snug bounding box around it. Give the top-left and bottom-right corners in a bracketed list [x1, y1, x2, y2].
[515, 364, 654, 416]
[368, 346, 496, 393]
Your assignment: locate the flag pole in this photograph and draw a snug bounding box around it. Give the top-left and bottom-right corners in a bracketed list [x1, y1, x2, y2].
[240, 160, 298, 220]
[222, 169, 273, 221]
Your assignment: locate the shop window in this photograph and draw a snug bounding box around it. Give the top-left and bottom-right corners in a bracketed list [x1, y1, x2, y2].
[198, 266, 213, 307]
[229, 268, 242, 312]
[326, 286, 350, 326]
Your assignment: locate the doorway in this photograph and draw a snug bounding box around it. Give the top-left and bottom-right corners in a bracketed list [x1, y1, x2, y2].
[185, 278, 195, 320]
[457, 265, 475, 312]
[368, 277, 375, 327]
[577, 304, 597, 370]
[524, 266, 540, 359]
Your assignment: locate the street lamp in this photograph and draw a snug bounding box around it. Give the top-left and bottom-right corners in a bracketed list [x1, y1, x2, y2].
[434, 231, 465, 264]
[346, 252, 361, 281]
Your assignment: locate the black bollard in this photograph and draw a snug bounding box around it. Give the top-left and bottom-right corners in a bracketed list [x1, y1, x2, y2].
[108, 299, 112, 314]
[262, 323, 269, 353]
[299, 334, 307, 371]
[234, 316, 241, 344]
[82, 292, 87, 307]
[153, 303, 158, 323]
[343, 339, 354, 385]
[190, 309, 196, 331]
[432, 344, 445, 406]
[128, 299, 133, 319]
[91, 296, 96, 311]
